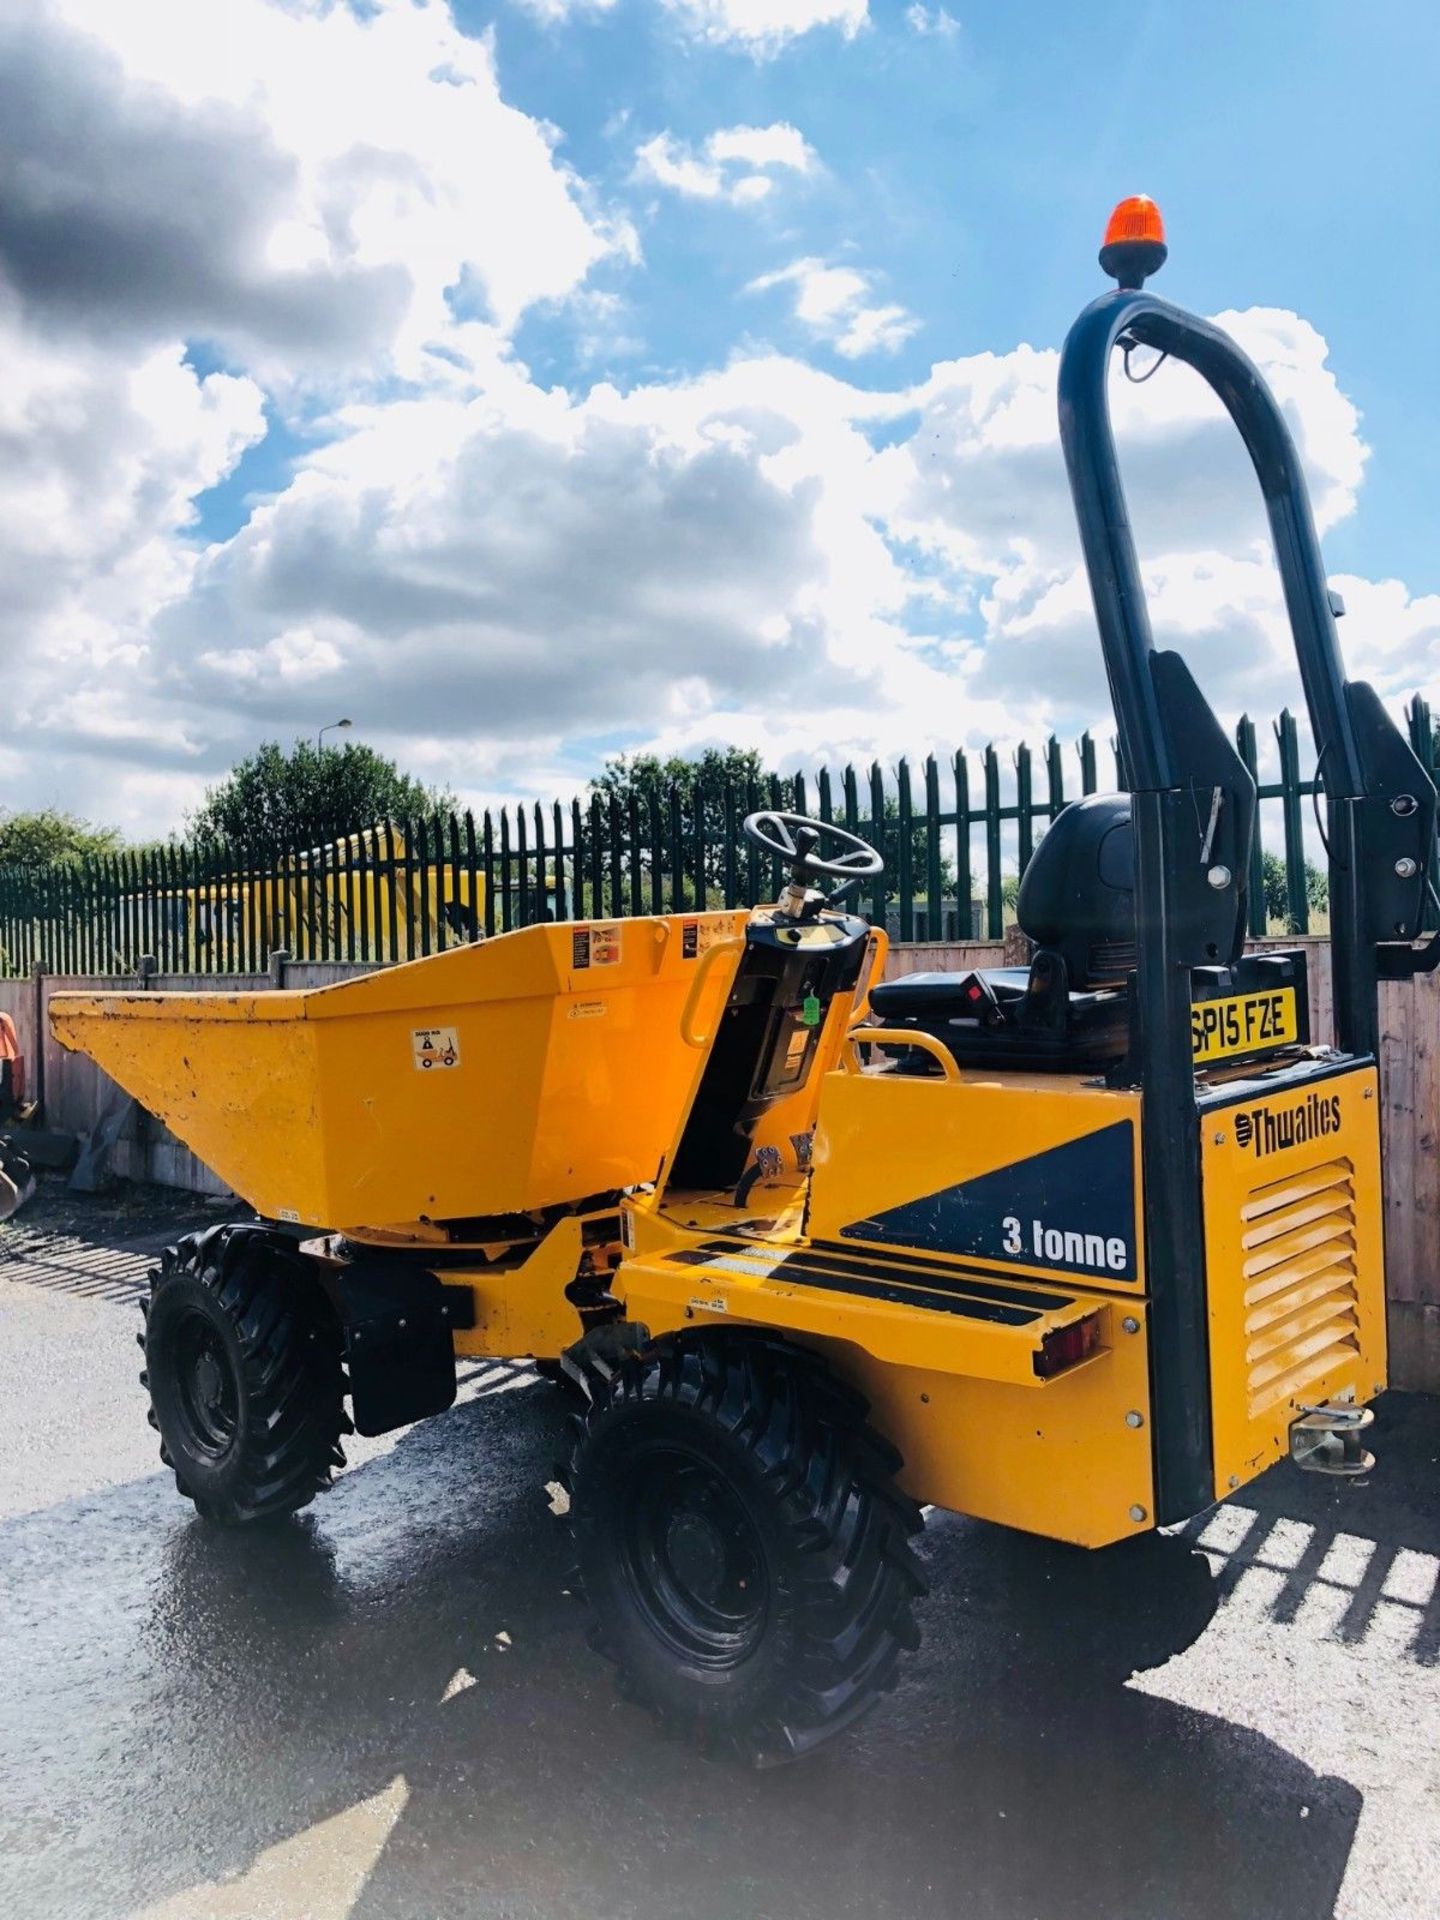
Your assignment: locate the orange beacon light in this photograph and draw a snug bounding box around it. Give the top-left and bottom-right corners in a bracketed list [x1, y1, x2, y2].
[1098, 196, 1167, 289]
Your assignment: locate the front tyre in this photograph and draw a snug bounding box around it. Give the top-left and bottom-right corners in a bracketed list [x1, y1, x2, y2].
[140, 1225, 348, 1525]
[569, 1334, 926, 1764]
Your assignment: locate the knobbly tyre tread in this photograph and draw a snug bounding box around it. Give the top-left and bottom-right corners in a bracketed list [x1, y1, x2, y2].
[566, 1331, 927, 1765]
[139, 1222, 350, 1525]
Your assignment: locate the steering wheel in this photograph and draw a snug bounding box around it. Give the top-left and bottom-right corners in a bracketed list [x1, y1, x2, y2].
[742, 810, 883, 905]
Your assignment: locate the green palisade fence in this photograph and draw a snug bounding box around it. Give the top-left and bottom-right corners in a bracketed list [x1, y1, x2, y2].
[3, 697, 1437, 977]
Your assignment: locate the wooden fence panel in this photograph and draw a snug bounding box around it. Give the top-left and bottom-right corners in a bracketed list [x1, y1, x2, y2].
[1379, 970, 1440, 1389]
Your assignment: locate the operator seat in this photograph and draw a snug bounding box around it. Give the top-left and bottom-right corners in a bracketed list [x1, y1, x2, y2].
[867, 793, 1133, 1072]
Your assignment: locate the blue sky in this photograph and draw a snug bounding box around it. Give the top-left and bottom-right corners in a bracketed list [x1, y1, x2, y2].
[2, 0, 1437, 833]
[200, 0, 1439, 571]
[481, 0, 1440, 586]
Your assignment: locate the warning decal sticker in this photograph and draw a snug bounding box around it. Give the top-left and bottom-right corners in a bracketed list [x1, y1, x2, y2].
[590, 922, 623, 965]
[412, 1026, 461, 1071]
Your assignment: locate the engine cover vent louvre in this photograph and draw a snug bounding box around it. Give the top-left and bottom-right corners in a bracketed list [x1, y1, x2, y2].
[1240, 1157, 1360, 1418]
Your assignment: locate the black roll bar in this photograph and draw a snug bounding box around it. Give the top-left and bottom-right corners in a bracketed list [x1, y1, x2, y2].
[1056, 285, 1385, 1521]
[1057, 289, 1364, 801]
[1057, 247, 1434, 1523]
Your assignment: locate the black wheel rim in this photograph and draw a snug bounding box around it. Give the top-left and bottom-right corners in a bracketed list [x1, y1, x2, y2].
[619, 1447, 770, 1668]
[170, 1310, 240, 1459]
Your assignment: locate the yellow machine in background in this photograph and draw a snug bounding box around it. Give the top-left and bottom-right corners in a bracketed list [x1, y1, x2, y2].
[267, 826, 486, 962]
[130, 826, 486, 970]
[50, 200, 1437, 1763]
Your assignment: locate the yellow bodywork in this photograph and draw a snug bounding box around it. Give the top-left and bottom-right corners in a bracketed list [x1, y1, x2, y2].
[50, 905, 1389, 1551]
[616, 1049, 1157, 1547]
[49, 912, 747, 1233]
[616, 1229, 1156, 1547]
[1201, 1065, 1386, 1489]
[807, 1065, 1145, 1288]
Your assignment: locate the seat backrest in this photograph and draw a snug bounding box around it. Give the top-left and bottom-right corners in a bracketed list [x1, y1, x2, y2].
[1016, 794, 1135, 987]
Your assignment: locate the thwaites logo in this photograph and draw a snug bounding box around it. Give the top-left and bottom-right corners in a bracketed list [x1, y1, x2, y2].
[1232, 1089, 1341, 1159]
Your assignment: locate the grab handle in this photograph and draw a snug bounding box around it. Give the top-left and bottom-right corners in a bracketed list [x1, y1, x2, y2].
[847, 927, 889, 1027]
[680, 939, 744, 1050]
[842, 1027, 960, 1082]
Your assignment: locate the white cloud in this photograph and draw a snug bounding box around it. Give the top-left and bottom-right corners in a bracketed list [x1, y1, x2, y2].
[634, 123, 818, 206]
[634, 135, 735, 202]
[1327, 574, 1440, 690]
[905, 4, 961, 39]
[0, 278, 266, 822]
[512, 0, 618, 22]
[707, 124, 817, 171]
[150, 357, 895, 754]
[864, 310, 1407, 739]
[1, 0, 622, 376]
[0, 2, 1430, 841]
[4, 281, 1424, 833]
[0, 0, 635, 831]
[34, 301, 1406, 833]
[748, 258, 919, 358]
[659, 0, 868, 57]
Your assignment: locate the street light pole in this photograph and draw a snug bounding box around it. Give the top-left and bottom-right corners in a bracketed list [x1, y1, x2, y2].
[317, 718, 353, 751]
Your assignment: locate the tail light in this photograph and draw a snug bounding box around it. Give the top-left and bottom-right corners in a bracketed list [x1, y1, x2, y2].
[1034, 1311, 1105, 1379]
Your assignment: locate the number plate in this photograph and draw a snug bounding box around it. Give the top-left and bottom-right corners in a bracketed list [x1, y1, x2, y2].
[1190, 987, 1299, 1064]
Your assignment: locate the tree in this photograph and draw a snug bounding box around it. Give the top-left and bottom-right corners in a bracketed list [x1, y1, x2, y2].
[0, 807, 121, 870]
[588, 747, 770, 901]
[188, 740, 455, 849]
[1261, 850, 1329, 930]
[587, 747, 956, 907]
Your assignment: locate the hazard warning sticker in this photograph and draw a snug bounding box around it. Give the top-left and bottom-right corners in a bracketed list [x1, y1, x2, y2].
[590, 922, 623, 965]
[681, 919, 723, 960]
[412, 1025, 460, 1071]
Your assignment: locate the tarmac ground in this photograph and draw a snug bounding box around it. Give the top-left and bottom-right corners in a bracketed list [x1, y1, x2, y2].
[1, 1178, 1437, 1920]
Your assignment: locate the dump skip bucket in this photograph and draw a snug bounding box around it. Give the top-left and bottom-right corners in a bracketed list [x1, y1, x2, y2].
[50, 914, 748, 1233]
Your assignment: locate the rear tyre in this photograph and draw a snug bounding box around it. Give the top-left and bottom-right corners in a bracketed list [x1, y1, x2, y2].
[568, 1333, 927, 1764]
[140, 1224, 348, 1525]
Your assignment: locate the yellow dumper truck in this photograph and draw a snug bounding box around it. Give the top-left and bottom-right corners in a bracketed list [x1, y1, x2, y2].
[148, 825, 483, 968]
[51, 200, 1438, 1761]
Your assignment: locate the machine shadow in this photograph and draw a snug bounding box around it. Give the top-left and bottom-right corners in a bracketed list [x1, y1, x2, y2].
[96, 1382, 1361, 1920]
[1177, 1390, 1440, 1665]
